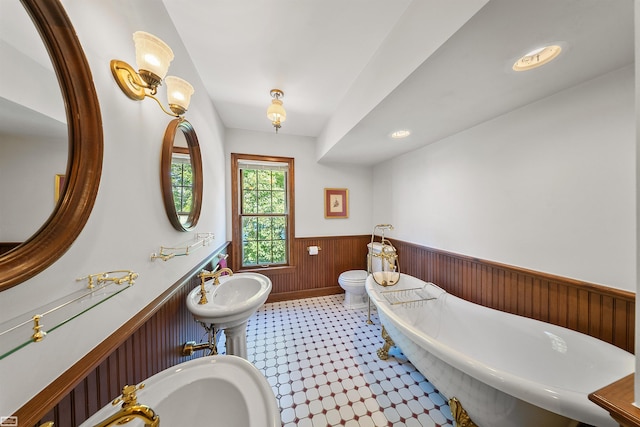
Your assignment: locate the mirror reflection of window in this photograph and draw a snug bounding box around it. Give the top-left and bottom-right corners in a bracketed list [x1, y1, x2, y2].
[161, 119, 202, 232]
[171, 148, 193, 225]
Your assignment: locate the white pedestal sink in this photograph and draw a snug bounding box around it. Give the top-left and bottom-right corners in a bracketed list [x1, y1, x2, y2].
[186, 272, 272, 359]
[80, 355, 280, 427]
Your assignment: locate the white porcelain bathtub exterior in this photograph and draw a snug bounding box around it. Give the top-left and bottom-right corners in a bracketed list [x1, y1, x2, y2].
[366, 273, 634, 427]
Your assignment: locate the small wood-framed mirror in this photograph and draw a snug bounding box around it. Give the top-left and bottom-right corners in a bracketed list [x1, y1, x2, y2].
[161, 118, 203, 231]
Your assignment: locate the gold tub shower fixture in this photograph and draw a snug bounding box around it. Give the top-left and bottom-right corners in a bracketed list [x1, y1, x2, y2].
[369, 224, 400, 287]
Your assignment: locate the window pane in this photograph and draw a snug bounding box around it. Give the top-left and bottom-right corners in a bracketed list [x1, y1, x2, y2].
[243, 241, 257, 266]
[181, 187, 192, 212]
[171, 164, 182, 186]
[257, 170, 272, 190]
[272, 171, 285, 191]
[272, 240, 286, 263]
[257, 190, 272, 213]
[169, 162, 194, 214]
[172, 185, 181, 206]
[272, 190, 285, 213]
[182, 166, 192, 186]
[242, 190, 257, 214]
[257, 217, 272, 241]
[257, 241, 272, 264]
[242, 170, 257, 190]
[242, 216, 257, 241]
[273, 216, 286, 240]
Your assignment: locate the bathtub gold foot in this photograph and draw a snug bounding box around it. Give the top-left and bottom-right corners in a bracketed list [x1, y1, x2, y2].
[449, 397, 479, 427]
[376, 325, 395, 360]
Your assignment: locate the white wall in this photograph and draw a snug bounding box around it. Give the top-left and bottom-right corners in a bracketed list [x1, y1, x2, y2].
[225, 129, 373, 238]
[374, 66, 636, 291]
[0, 0, 226, 415]
[0, 134, 66, 241]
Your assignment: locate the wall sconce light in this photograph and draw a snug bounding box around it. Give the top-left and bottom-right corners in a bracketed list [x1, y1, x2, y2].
[110, 31, 194, 117]
[267, 89, 286, 133]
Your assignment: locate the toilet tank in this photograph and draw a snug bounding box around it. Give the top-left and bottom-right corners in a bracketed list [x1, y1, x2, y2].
[367, 242, 396, 273]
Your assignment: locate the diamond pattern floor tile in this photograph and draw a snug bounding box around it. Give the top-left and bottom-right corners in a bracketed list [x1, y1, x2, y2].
[217, 294, 454, 427]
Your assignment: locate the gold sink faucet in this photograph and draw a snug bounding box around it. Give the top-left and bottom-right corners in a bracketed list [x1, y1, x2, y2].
[93, 384, 159, 427]
[199, 267, 233, 286]
[197, 267, 233, 304]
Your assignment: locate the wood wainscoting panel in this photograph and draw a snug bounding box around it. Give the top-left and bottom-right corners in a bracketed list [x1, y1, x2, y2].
[390, 239, 635, 353]
[237, 235, 371, 302]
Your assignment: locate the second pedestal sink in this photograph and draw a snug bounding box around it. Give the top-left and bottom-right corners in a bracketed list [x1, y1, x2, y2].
[79, 355, 280, 427]
[186, 272, 272, 358]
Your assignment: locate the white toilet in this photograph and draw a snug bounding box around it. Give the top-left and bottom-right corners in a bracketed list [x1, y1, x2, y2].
[338, 242, 394, 309]
[338, 269, 369, 309]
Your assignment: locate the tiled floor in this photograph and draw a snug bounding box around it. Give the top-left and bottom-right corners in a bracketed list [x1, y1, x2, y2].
[218, 294, 454, 427]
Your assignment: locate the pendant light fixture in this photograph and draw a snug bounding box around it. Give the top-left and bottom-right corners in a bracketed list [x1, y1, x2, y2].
[267, 89, 286, 133]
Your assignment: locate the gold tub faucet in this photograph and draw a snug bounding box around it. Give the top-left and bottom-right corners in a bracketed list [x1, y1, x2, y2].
[93, 384, 159, 427]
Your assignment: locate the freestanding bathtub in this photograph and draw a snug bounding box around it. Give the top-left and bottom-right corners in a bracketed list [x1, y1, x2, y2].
[366, 273, 634, 427]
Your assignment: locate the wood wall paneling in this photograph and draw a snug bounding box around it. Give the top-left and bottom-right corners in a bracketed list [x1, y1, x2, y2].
[391, 239, 635, 353]
[238, 235, 371, 301]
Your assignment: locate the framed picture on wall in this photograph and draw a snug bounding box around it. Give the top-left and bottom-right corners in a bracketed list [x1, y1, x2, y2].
[324, 188, 348, 218]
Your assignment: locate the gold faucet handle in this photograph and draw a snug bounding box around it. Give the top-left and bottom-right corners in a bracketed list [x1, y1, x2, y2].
[112, 383, 145, 408]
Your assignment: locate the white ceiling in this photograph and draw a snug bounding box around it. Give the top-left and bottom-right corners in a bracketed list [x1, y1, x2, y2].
[1, 1, 634, 163]
[164, 0, 634, 165]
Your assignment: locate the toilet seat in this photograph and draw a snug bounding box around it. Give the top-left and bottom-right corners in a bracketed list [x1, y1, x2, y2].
[338, 270, 368, 283]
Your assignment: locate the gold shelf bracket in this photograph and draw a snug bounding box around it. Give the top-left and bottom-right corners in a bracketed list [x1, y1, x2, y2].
[0, 270, 136, 357]
[32, 314, 46, 342]
[150, 232, 214, 261]
[76, 270, 139, 289]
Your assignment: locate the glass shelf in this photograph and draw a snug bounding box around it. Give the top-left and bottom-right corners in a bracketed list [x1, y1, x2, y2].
[0, 275, 134, 360]
[150, 232, 214, 261]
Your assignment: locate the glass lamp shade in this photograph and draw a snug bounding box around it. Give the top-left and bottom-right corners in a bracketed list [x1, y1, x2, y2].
[133, 31, 174, 81]
[165, 76, 194, 112]
[267, 99, 286, 123]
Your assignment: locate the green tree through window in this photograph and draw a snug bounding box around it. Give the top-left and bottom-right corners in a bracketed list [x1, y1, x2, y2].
[241, 168, 287, 265]
[232, 154, 294, 269]
[171, 155, 193, 225]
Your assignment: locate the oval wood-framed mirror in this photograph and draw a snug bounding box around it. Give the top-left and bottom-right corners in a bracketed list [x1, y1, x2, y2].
[161, 118, 203, 231]
[0, 0, 103, 291]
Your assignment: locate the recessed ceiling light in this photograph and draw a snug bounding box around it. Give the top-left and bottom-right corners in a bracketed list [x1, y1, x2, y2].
[391, 130, 411, 139]
[513, 45, 562, 71]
